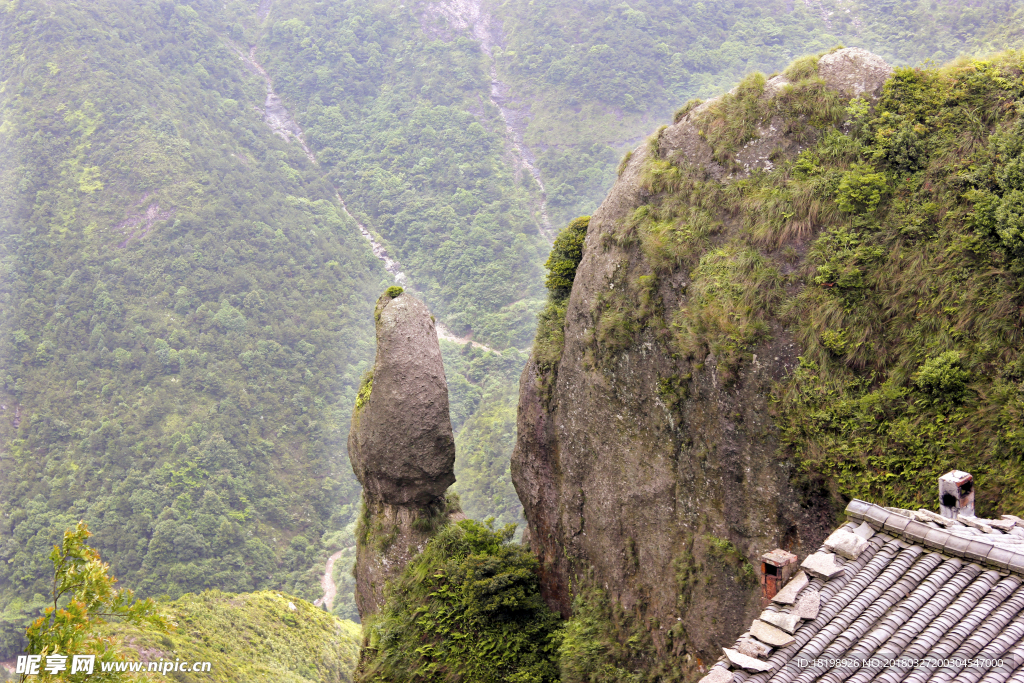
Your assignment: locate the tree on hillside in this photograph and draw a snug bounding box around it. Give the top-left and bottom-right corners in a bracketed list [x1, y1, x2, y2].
[20, 521, 168, 682]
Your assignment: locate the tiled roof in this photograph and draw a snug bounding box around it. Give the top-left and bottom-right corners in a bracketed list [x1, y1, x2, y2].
[702, 500, 1024, 683]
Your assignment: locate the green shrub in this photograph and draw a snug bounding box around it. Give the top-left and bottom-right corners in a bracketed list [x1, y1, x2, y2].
[385, 286, 404, 298]
[410, 491, 463, 534]
[698, 71, 769, 165]
[617, 150, 633, 176]
[995, 189, 1024, 255]
[913, 352, 970, 403]
[782, 54, 820, 81]
[558, 587, 643, 683]
[359, 520, 562, 683]
[836, 162, 887, 213]
[545, 217, 590, 299]
[703, 534, 757, 588]
[879, 119, 928, 173]
[354, 370, 374, 412]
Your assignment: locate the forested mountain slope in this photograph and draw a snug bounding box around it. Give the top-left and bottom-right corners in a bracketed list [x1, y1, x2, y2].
[0, 0, 387, 655]
[258, 0, 1024, 327]
[1, 0, 1023, 666]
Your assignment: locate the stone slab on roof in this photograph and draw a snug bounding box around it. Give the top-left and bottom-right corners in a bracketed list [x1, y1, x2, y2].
[703, 499, 1024, 683]
[773, 571, 809, 605]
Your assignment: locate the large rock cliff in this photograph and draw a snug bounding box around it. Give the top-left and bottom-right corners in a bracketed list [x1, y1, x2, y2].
[512, 49, 896, 668]
[349, 289, 458, 619]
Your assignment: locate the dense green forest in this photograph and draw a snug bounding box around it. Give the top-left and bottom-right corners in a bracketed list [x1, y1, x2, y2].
[442, 341, 525, 529]
[2, 0, 1024, 667]
[256, 0, 1024, 343]
[0, 0, 386, 656]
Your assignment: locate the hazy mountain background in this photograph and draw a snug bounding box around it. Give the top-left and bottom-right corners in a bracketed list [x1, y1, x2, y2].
[1, 0, 1021, 659]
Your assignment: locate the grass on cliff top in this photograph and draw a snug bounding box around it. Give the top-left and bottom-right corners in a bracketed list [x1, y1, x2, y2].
[107, 590, 361, 683]
[574, 49, 1024, 515]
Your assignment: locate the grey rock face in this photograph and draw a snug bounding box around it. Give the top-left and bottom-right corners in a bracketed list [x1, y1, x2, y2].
[348, 290, 459, 620]
[349, 292, 456, 506]
[511, 48, 893, 669]
[353, 498, 444, 618]
[817, 47, 893, 100]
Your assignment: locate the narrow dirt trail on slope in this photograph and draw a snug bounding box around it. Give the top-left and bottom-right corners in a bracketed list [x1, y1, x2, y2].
[222, 27, 414, 288]
[314, 547, 352, 611]
[436, 322, 501, 354]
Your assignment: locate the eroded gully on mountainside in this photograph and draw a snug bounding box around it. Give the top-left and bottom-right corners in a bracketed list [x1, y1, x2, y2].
[425, 0, 555, 242]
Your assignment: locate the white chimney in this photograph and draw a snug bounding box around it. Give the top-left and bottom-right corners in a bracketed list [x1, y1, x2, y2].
[939, 470, 974, 519]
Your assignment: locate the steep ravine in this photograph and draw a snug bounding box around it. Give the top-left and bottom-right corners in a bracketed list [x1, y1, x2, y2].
[425, 0, 555, 242]
[226, 20, 413, 291]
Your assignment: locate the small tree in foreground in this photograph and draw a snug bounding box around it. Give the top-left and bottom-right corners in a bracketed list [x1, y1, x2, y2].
[21, 521, 169, 682]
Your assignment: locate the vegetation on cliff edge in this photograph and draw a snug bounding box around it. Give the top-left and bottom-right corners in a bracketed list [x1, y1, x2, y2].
[535, 217, 590, 402]
[358, 520, 562, 683]
[580, 49, 1024, 519]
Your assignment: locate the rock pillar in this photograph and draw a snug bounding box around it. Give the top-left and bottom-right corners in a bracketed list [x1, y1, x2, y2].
[348, 289, 457, 619]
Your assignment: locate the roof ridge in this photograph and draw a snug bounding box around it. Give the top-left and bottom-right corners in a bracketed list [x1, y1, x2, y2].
[845, 499, 1024, 575]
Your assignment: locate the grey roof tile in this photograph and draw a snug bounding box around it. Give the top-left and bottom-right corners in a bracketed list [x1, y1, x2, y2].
[724, 503, 1024, 683]
[882, 513, 912, 534]
[924, 527, 949, 550]
[946, 534, 974, 554]
[864, 506, 890, 527]
[845, 499, 871, 519]
[988, 546, 1018, 570]
[966, 539, 996, 562]
[903, 520, 932, 543]
[1009, 554, 1024, 574]
[951, 586, 1024, 655]
[977, 660, 1021, 683]
[963, 627, 1024, 683]
[902, 576, 1019, 683]
[976, 630, 1024, 683]
[853, 521, 875, 540]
